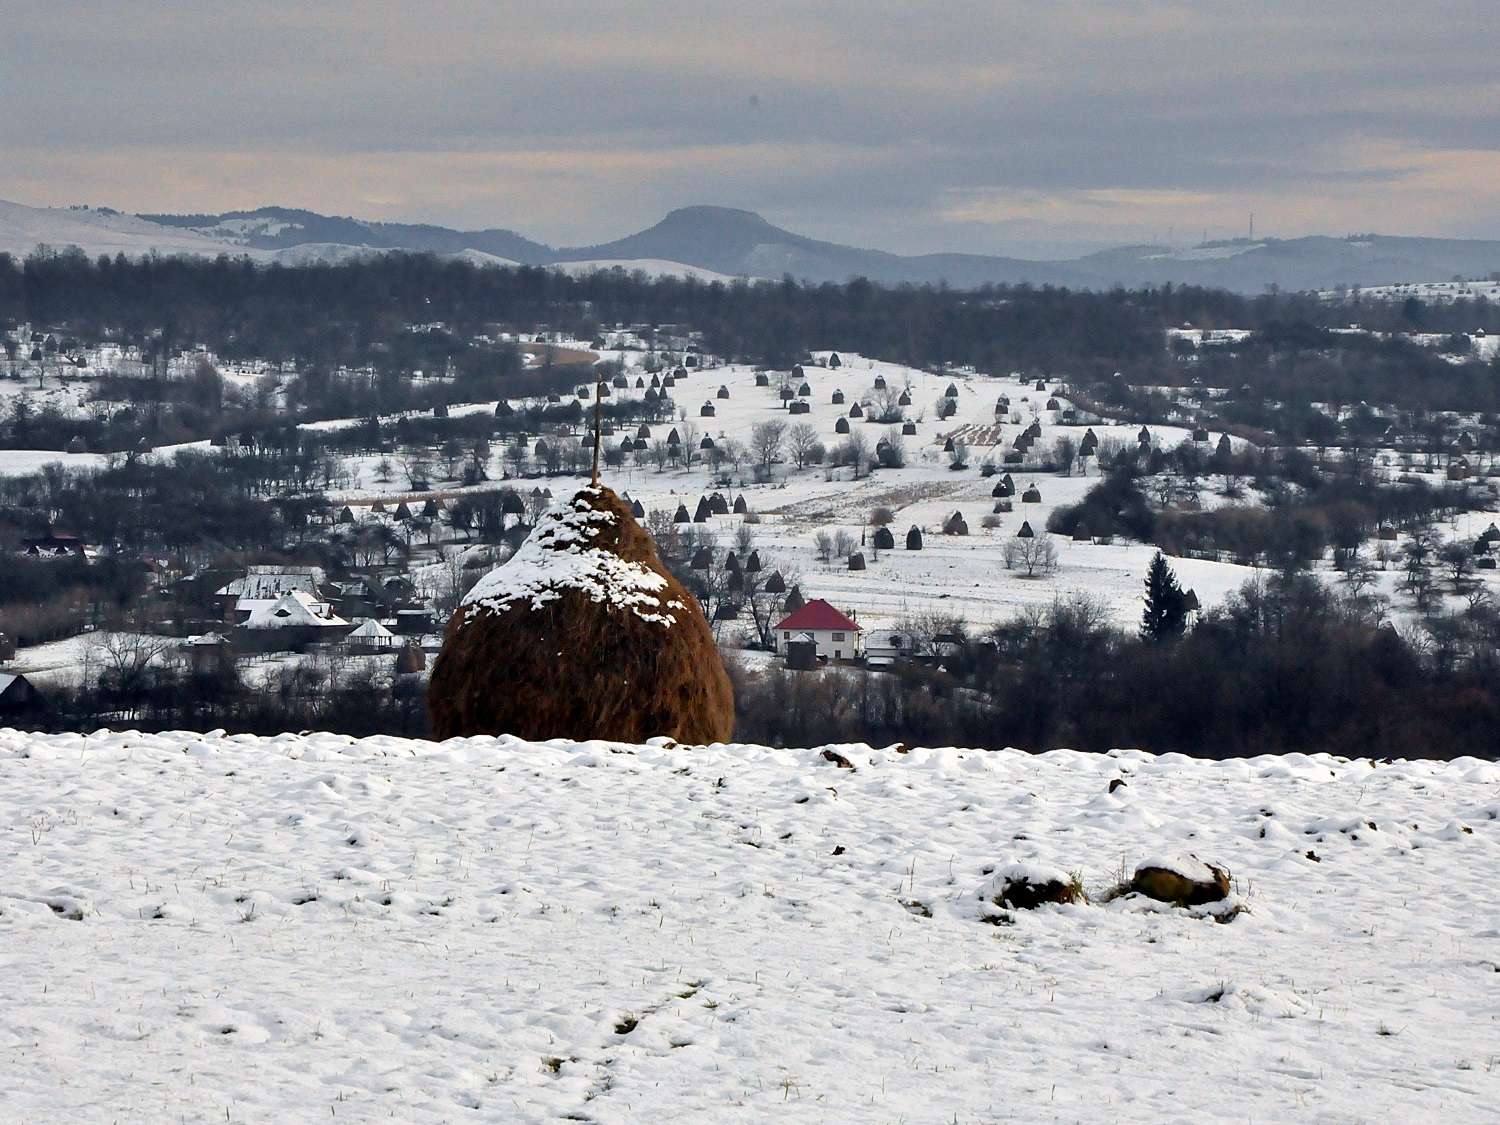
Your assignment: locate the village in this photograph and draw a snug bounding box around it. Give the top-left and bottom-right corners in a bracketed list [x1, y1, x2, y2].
[3, 311, 1500, 733]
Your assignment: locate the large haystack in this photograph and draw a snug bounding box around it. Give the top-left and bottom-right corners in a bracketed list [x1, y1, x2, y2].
[428, 485, 733, 743]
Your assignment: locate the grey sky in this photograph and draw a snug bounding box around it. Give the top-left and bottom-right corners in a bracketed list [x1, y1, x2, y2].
[3, 1, 1498, 256]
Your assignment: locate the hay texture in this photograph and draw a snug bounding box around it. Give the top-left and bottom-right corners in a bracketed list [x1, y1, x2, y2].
[428, 485, 733, 743]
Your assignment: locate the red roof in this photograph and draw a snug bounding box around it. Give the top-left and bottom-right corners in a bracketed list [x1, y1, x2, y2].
[774, 599, 861, 633]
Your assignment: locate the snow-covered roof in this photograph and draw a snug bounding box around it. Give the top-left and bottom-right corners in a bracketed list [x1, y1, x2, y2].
[461, 487, 686, 628]
[347, 619, 394, 640]
[774, 599, 861, 634]
[216, 566, 325, 601]
[242, 591, 347, 630]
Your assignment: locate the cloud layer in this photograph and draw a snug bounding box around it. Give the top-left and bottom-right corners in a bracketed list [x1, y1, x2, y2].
[5, 2, 1499, 255]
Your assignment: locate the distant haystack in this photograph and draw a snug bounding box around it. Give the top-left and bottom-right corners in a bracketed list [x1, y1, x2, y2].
[428, 486, 733, 744]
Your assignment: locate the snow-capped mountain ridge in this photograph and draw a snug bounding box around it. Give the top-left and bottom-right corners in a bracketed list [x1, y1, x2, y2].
[12, 198, 1500, 293]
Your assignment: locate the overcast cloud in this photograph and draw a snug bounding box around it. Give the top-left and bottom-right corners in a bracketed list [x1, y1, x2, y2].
[3, 1, 1498, 256]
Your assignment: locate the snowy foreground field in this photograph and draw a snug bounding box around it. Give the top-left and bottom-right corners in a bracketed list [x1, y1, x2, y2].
[2, 730, 1498, 1123]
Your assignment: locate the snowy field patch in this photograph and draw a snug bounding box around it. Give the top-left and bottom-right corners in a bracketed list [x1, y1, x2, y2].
[0, 729, 1495, 1121]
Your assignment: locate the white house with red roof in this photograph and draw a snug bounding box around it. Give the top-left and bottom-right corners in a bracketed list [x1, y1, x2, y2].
[773, 599, 862, 662]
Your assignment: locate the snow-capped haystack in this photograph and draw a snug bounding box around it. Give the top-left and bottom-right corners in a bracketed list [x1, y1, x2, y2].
[428, 484, 733, 742]
[977, 861, 1084, 915]
[1131, 855, 1230, 906]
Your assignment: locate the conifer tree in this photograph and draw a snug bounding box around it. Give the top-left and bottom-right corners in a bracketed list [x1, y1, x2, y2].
[1141, 551, 1190, 642]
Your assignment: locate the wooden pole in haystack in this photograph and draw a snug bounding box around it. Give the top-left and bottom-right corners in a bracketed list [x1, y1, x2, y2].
[591, 364, 604, 485]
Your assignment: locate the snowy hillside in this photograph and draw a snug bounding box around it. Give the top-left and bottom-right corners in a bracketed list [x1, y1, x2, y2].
[2, 728, 1495, 1122]
[418, 353, 1263, 634]
[0, 200, 256, 260]
[551, 258, 742, 282]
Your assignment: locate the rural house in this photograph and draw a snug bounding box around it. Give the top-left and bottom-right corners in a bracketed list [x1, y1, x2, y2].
[19, 532, 88, 558]
[773, 599, 862, 662]
[216, 566, 328, 623]
[864, 631, 917, 668]
[234, 590, 350, 652]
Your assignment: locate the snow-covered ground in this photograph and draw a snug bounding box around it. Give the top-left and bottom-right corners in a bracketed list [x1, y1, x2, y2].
[0, 440, 213, 480]
[550, 355, 1268, 631]
[296, 352, 1272, 634]
[5, 344, 1498, 643]
[0, 447, 107, 477]
[550, 259, 743, 283]
[1, 728, 1495, 1122]
[1327, 280, 1500, 304]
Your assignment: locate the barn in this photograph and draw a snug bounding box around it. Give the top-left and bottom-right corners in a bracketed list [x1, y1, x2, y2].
[0, 673, 41, 714]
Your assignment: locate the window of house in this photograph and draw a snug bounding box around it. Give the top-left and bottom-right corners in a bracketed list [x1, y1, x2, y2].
[832, 631, 845, 642]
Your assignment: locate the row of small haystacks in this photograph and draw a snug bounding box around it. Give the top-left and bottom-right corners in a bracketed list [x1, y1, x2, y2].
[672, 491, 748, 524]
[428, 485, 733, 744]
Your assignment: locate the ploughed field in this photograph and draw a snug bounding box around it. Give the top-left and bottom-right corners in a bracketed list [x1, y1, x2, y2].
[1, 728, 1497, 1122]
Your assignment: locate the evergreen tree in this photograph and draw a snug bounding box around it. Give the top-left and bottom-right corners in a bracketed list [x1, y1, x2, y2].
[1141, 551, 1189, 642]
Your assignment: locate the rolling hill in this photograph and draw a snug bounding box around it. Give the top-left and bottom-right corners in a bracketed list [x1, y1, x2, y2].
[11, 197, 1500, 293]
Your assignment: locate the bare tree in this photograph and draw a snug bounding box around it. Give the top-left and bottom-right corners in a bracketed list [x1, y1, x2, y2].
[431, 548, 482, 617]
[91, 632, 172, 719]
[1439, 539, 1476, 594]
[504, 438, 528, 477]
[1341, 554, 1378, 597]
[869, 385, 905, 422]
[1053, 436, 1077, 476]
[787, 422, 819, 469]
[397, 450, 432, 489]
[840, 431, 871, 479]
[1148, 474, 1177, 508]
[721, 438, 747, 478]
[738, 558, 802, 649]
[677, 420, 699, 466]
[750, 420, 788, 479]
[1003, 533, 1059, 577]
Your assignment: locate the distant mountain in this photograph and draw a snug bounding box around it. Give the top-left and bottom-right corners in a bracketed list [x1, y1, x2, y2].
[553, 206, 1500, 292]
[12, 199, 1500, 294]
[141, 206, 554, 264]
[1068, 235, 1500, 294]
[553, 206, 1072, 287]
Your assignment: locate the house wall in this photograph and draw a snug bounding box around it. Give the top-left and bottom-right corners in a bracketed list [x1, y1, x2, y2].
[778, 628, 860, 661]
[232, 624, 352, 654]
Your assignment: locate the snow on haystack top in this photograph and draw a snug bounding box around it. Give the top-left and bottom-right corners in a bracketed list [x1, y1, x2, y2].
[461, 485, 686, 626]
[993, 859, 1075, 887]
[1137, 853, 1223, 882]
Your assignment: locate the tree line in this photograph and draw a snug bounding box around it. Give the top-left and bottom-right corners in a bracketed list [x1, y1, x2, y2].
[732, 567, 1500, 759]
[9, 248, 1500, 417]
